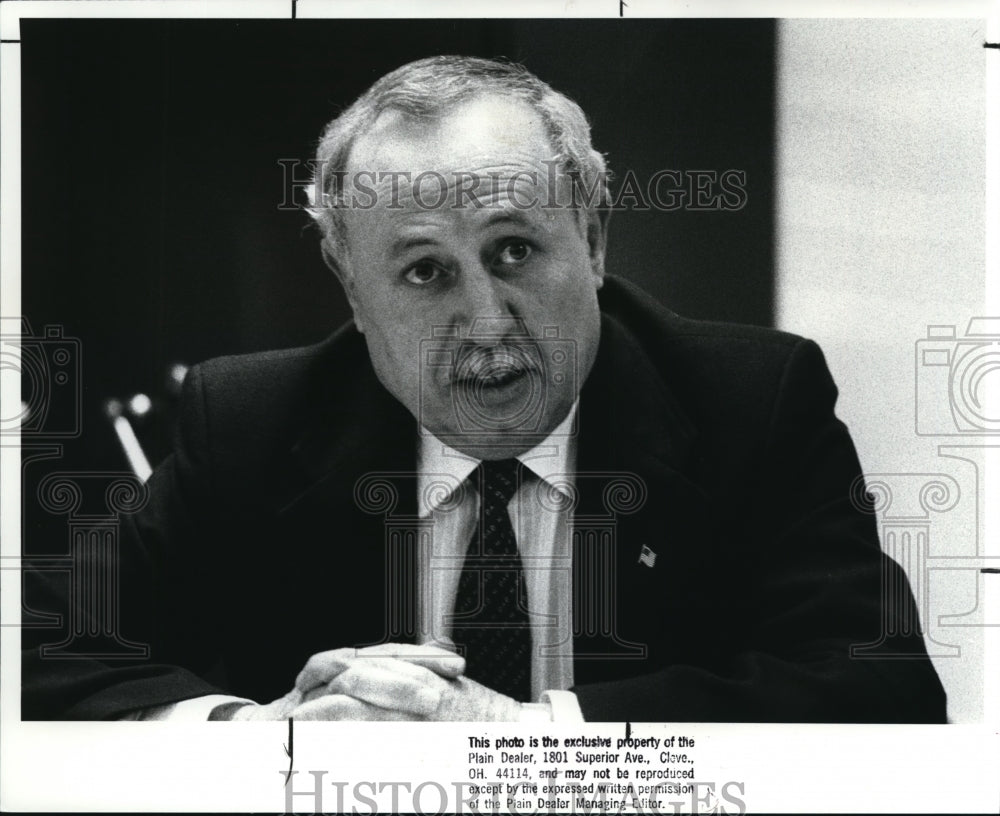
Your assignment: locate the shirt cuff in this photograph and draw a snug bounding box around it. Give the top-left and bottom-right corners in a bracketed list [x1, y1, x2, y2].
[123, 694, 254, 721]
[540, 690, 585, 722]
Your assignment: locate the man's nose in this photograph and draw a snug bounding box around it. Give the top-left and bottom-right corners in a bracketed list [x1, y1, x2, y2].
[453, 267, 527, 344]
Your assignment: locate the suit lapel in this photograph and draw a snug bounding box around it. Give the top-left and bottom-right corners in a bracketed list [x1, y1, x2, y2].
[279, 327, 417, 518]
[272, 330, 422, 648]
[572, 312, 712, 686]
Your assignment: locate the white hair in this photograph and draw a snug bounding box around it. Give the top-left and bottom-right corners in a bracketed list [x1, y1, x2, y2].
[305, 55, 610, 265]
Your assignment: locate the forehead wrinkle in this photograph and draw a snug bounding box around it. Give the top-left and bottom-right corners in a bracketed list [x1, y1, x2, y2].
[342, 166, 575, 228]
[384, 205, 544, 241]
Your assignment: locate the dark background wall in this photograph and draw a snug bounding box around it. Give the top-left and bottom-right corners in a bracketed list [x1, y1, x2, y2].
[20, 18, 776, 473]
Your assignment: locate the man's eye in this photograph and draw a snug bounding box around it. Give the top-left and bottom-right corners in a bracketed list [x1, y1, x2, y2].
[496, 241, 532, 266]
[403, 262, 443, 285]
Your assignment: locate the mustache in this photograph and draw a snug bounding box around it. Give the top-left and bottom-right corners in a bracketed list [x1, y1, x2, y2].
[450, 343, 541, 385]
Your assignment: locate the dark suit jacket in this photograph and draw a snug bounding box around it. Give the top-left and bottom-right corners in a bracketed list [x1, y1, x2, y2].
[22, 276, 947, 721]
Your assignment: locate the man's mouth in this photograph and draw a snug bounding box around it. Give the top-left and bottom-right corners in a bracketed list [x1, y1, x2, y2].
[455, 346, 535, 389]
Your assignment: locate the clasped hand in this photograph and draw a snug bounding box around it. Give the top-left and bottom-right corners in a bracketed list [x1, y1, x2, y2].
[229, 643, 523, 721]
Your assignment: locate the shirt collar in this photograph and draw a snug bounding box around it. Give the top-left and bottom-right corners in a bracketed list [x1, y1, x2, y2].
[417, 401, 579, 517]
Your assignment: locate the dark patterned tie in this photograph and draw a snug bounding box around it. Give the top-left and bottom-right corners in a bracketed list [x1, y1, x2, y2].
[450, 458, 532, 702]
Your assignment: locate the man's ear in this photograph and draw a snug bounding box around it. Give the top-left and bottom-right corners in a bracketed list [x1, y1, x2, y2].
[584, 206, 611, 288]
[322, 242, 365, 334]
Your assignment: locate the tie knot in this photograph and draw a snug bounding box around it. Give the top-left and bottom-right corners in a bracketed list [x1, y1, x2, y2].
[477, 458, 521, 506]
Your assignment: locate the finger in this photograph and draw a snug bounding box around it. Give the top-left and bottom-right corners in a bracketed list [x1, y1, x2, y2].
[299, 649, 426, 702]
[295, 643, 447, 691]
[289, 694, 421, 721]
[340, 655, 452, 683]
[356, 642, 466, 679]
[399, 652, 465, 679]
[301, 684, 327, 704]
[302, 657, 447, 703]
[326, 662, 443, 716]
[295, 643, 466, 693]
[432, 676, 522, 722]
[295, 647, 356, 692]
[269, 687, 304, 718]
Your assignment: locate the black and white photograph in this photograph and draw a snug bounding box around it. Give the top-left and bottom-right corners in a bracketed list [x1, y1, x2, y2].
[1, 1, 997, 812]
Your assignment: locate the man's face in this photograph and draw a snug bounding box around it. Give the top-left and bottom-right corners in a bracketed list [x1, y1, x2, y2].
[336, 94, 607, 458]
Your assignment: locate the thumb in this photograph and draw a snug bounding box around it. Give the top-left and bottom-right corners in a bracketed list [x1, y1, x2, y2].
[404, 639, 465, 679]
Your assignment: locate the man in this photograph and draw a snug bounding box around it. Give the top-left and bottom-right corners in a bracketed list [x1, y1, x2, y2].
[22, 56, 946, 722]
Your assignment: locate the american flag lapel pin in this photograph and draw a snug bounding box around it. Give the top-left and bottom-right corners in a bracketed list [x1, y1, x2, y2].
[638, 545, 657, 568]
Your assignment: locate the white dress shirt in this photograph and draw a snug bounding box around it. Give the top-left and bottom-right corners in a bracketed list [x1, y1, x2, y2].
[416, 402, 584, 721]
[128, 405, 584, 721]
